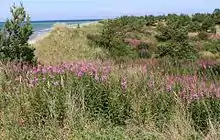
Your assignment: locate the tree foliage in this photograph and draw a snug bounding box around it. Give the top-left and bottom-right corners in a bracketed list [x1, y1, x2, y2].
[156, 22, 198, 61]
[0, 3, 35, 64]
[213, 8, 220, 25]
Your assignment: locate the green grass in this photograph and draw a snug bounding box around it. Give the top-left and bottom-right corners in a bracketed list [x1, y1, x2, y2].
[34, 23, 106, 65]
[0, 59, 220, 139]
[1, 21, 220, 139]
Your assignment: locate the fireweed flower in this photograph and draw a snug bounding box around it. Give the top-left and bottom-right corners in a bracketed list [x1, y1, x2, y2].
[77, 71, 84, 77]
[41, 68, 47, 74]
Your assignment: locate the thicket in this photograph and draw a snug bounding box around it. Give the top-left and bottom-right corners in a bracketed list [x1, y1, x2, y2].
[155, 22, 198, 61]
[88, 9, 220, 61]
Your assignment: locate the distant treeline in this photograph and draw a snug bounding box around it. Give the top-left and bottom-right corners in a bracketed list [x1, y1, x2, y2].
[99, 8, 220, 33]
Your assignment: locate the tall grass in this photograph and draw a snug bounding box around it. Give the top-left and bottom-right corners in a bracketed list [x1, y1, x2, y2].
[1, 21, 220, 139]
[34, 23, 106, 65]
[0, 59, 220, 139]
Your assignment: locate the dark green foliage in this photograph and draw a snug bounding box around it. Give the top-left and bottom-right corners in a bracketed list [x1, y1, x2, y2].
[213, 9, 220, 25]
[88, 17, 139, 60]
[192, 13, 208, 23]
[198, 31, 209, 40]
[155, 23, 173, 42]
[156, 23, 198, 61]
[198, 63, 220, 77]
[0, 3, 36, 64]
[150, 93, 176, 130]
[145, 15, 157, 26]
[188, 21, 201, 32]
[137, 42, 151, 58]
[88, 9, 220, 62]
[203, 40, 220, 54]
[78, 76, 132, 125]
[201, 16, 215, 32]
[189, 98, 220, 133]
[157, 41, 198, 61]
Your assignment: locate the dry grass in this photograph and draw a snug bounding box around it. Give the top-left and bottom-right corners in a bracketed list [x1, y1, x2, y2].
[199, 51, 218, 60]
[34, 23, 105, 65]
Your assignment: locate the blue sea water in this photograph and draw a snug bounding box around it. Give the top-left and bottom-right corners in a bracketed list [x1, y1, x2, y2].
[0, 19, 101, 40]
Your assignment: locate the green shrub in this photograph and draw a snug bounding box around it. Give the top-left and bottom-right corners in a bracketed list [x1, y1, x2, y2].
[188, 21, 201, 32]
[198, 31, 208, 40]
[203, 40, 220, 54]
[156, 23, 198, 61]
[157, 42, 198, 61]
[88, 18, 139, 60]
[137, 42, 152, 58]
[0, 3, 36, 64]
[201, 16, 215, 32]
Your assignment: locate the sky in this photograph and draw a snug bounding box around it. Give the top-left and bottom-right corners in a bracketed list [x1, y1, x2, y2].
[0, 0, 219, 21]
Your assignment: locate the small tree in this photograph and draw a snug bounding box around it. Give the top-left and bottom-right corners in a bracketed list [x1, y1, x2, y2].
[213, 8, 220, 25]
[156, 22, 198, 61]
[0, 3, 35, 64]
[201, 16, 215, 32]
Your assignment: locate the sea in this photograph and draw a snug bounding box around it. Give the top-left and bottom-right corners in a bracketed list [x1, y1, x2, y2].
[0, 19, 101, 41]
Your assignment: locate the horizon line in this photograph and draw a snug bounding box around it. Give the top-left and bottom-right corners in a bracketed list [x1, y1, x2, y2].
[0, 18, 105, 23]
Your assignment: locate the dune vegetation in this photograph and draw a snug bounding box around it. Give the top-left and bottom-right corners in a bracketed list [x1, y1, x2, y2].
[0, 3, 220, 140]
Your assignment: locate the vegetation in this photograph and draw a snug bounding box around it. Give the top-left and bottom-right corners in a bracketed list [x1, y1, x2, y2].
[0, 3, 35, 64]
[0, 3, 220, 140]
[34, 23, 105, 65]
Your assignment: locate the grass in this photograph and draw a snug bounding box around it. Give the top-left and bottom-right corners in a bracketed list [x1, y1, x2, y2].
[1, 22, 220, 139]
[0, 59, 220, 139]
[34, 23, 106, 65]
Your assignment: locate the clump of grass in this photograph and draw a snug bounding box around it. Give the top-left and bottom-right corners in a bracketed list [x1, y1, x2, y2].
[34, 23, 106, 65]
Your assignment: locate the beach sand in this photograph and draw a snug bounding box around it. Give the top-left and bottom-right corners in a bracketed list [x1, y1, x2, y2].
[28, 21, 99, 45]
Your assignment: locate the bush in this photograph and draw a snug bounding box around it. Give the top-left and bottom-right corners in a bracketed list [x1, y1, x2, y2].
[198, 31, 208, 40]
[156, 23, 198, 61]
[0, 3, 36, 64]
[203, 40, 220, 54]
[136, 42, 152, 58]
[88, 18, 139, 60]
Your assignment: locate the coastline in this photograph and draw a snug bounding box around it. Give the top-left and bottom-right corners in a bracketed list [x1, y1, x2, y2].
[28, 21, 99, 45]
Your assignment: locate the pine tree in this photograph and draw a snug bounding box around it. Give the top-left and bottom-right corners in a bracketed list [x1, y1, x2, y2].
[0, 3, 36, 64]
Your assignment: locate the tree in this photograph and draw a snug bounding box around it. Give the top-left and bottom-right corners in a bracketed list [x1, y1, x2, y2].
[192, 13, 207, 23]
[201, 16, 215, 32]
[0, 3, 36, 64]
[156, 22, 198, 61]
[213, 8, 220, 25]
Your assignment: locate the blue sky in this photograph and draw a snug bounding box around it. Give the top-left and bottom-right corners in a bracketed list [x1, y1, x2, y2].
[0, 0, 219, 21]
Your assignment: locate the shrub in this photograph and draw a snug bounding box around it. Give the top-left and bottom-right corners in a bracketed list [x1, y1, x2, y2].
[0, 3, 36, 64]
[157, 42, 198, 61]
[188, 21, 201, 32]
[136, 42, 152, 58]
[203, 40, 220, 54]
[156, 23, 198, 61]
[201, 16, 215, 32]
[198, 31, 208, 40]
[89, 18, 138, 60]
